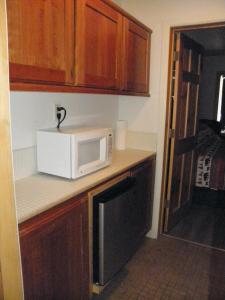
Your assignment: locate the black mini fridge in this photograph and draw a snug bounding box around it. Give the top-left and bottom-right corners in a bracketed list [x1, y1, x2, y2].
[93, 177, 144, 286]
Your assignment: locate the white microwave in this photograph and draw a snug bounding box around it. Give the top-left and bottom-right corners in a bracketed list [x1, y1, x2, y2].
[37, 126, 113, 179]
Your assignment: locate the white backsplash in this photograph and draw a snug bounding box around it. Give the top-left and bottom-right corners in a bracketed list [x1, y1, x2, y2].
[10, 91, 119, 180]
[10, 93, 156, 181]
[13, 147, 37, 180]
[12, 131, 157, 181]
[10, 92, 119, 150]
[127, 131, 157, 152]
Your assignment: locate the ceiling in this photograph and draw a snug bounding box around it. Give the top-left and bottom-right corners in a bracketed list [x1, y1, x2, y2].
[185, 27, 225, 54]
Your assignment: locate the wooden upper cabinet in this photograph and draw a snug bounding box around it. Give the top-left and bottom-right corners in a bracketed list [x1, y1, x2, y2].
[7, 0, 152, 95]
[7, 0, 74, 85]
[75, 0, 122, 89]
[122, 18, 151, 94]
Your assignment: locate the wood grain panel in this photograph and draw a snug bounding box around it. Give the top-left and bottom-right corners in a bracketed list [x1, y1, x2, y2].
[131, 160, 155, 234]
[186, 84, 198, 137]
[0, 269, 3, 300]
[10, 81, 151, 96]
[165, 33, 203, 231]
[7, 0, 74, 84]
[180, 151, 194, 206]
[7, 0, 152, 95]
[19, 194, 89, 300]
[75, 0, 122, 89]
[0, 0, 23, 299]
[9, 63, 65, 83]
[160, 23, 225, 236]
[122, 18, 151, 94]
[182, 48, 190, 72]
[177, 82, 188, 138]
[170, 155, 183, 212]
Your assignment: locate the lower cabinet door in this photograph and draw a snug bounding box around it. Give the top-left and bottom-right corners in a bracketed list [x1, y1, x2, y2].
[131, 159, 155, 235]
[19, 195, 89, 300]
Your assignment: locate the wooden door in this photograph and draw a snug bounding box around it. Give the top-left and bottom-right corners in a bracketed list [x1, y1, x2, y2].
[164, 33, 203, 232]
[75, 0, 122, 89]
[7, 0, 74, 85]
[19, 195, 89, 300]
[122, 18, 151, 94]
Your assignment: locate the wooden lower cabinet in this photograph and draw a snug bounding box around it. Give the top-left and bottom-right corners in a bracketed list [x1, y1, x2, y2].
[19, 194, 90, 300]
[18, 158, 155, 299]
[131, 159, 155, 236]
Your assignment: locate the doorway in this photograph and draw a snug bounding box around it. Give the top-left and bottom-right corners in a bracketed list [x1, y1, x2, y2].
[160, 22, 225, 250]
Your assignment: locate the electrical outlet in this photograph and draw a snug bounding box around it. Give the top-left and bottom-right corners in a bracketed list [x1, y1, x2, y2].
[53, 104, 61, 121]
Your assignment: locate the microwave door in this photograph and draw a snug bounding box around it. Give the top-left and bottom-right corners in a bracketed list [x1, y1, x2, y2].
[72, 136, 107, 178]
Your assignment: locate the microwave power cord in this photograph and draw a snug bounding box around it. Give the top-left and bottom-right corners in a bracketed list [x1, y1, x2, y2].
[56, 106, 67, 129]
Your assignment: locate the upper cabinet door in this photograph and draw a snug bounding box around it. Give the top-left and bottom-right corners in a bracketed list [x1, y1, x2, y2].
[75, 0, 122, 89]
[7, 0, 74, 85]
[122, 18, 151, 94]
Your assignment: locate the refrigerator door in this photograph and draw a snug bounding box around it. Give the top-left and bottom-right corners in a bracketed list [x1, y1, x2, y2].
[97, 182, 141, 285]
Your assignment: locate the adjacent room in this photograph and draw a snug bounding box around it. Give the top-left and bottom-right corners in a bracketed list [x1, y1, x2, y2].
[163, 26, 225, 250]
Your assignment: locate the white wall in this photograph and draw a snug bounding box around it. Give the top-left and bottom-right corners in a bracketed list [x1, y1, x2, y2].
[199, 55, 225, 120]
[10, 92, 119, 179]
[119, 0, 225, 238]
[10, 92, 119, 150]
[113, 0, 122, 5]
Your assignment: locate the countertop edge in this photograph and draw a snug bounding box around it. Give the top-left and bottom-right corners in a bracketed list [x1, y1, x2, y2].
[16, 151, 156, 224]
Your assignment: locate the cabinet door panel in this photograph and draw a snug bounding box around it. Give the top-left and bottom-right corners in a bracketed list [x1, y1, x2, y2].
[75, 0, 122, 89]
[131, 160, 155, 235]
[122, 18, 151, 94]
[19, 196, 89, 300]
[7, 0, 74, 85]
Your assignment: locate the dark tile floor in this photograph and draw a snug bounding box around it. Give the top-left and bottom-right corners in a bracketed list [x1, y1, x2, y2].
[169, 188, 225, 250]
[92, 236, 225, 300]
[169, 204, 225, 249]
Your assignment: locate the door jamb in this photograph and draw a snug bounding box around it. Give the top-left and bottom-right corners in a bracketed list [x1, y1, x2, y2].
[0, 0, 24, 298]
[158, 21, 225, 236]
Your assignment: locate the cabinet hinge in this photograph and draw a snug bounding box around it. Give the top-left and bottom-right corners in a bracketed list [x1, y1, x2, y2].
[165, 199, 170, 208]
[173, 51, 179, 61]
[169, 128, 175, 139]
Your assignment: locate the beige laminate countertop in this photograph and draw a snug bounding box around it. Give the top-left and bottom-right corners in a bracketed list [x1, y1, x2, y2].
[15, 149, 156, 224]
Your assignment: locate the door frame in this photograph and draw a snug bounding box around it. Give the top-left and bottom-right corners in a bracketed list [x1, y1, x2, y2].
[0, 0, 24, 299]
[159, 21, 225, 235]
